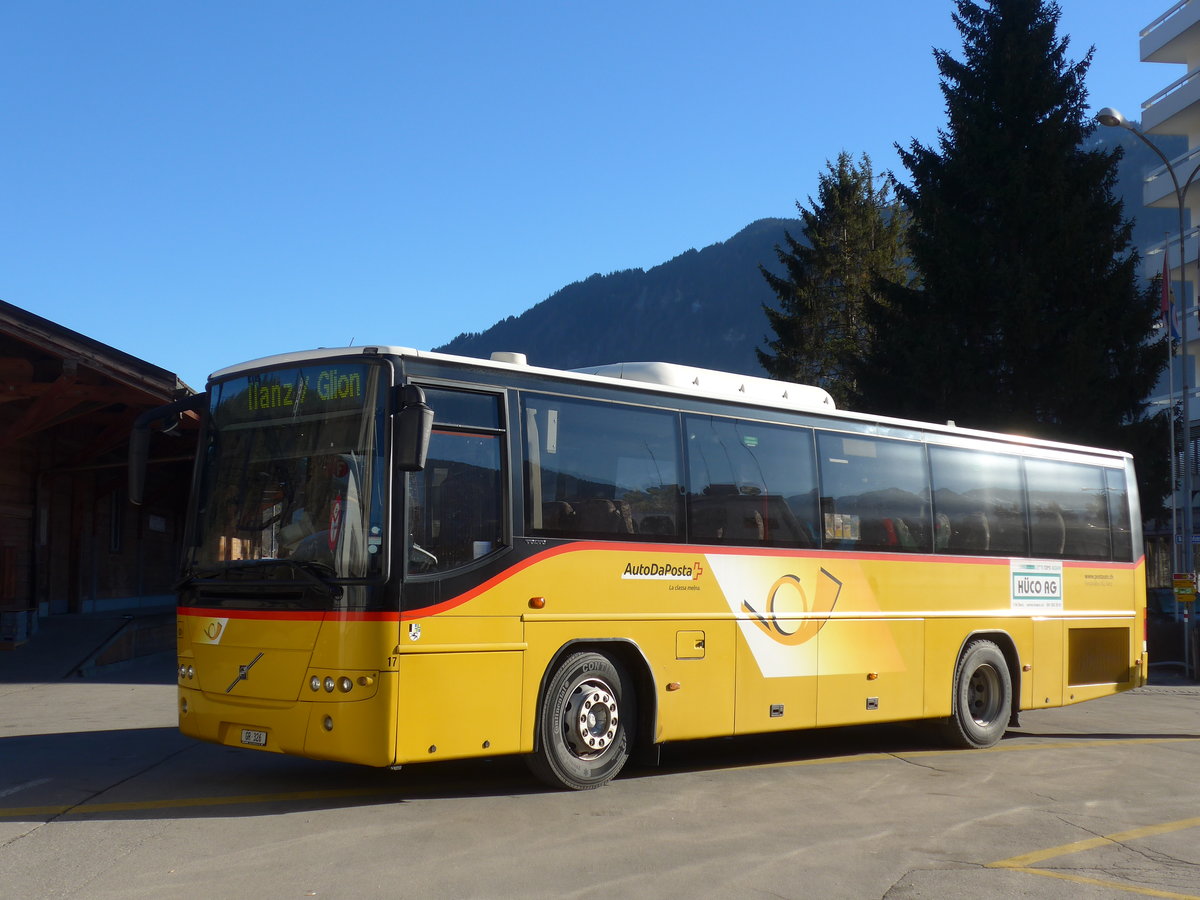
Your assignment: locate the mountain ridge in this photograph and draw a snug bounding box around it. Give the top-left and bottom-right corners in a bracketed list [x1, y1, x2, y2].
[436, 130, 1182, 377]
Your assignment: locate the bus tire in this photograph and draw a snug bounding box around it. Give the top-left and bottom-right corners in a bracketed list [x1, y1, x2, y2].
[944, 639, 1011, 749]
[527, 651, 634, 790]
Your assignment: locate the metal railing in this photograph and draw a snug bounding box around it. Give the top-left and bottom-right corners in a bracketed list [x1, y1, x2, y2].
[1149, 231, 1200, 267]
[1143, 67, 1200, 111]
[1146, 144, 1200, 187]
[1143, 0, 1193, 39]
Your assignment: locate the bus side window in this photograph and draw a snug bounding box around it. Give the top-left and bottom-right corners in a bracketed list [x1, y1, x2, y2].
[1025, 459, 1110, 561]
[684, 415, 818, 547]
[929, 445, 1028, 557]
[521, 394, 683, 541]
[816, 432, 932, 553]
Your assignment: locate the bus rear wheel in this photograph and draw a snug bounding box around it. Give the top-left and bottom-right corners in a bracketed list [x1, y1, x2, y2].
[944, 639, 1011, 749]
[527, 651, 634, 791]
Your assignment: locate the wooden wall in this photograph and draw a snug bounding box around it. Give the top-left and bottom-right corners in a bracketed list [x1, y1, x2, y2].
[2, 407, 192, 618]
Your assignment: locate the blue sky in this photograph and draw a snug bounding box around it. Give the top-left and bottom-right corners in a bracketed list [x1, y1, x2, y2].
[1, 1, 1172, 389]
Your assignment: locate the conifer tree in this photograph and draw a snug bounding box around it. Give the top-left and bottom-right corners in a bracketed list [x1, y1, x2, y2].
[758, 152, 908, 407]
[860, 0, 1167, 506]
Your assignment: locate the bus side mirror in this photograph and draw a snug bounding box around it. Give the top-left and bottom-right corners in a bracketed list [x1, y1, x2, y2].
[129, 393, 205, 505]
[396, 385, 434, 472]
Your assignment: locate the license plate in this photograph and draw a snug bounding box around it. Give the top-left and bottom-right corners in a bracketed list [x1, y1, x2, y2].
[240, 728, 268, 747]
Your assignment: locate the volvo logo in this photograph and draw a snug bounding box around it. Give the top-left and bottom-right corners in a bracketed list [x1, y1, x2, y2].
[226, 652, 264, 693]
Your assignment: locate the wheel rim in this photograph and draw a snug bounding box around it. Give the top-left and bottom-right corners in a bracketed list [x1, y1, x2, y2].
[966, 664, 1003, 726]
[562, 678, 619, 759]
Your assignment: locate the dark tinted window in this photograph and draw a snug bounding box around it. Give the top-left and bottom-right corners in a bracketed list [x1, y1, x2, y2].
[522, 395, 683, 540]
[1024, 459, 1110, 560]
[930, 446, 1027, 556]
[817, 433, 931, 552]
[424, 387, 502, 430]
[1106, 468, 1134, 562]
[685, 415, 818, 547]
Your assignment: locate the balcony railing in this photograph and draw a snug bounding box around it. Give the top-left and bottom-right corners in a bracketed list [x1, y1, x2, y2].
[1143, 0, 1193, 39]
[1144, 144, 1200, 188]
[1144, 67, 1200, 111]
[1148, 232, 1200, 260]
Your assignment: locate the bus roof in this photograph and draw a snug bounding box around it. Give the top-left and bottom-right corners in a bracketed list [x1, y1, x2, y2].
[572, 361, 836, 411]
[208, 345, 1132, 463]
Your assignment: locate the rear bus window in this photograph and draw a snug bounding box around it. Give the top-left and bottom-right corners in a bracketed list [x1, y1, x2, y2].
[1106, 469, 1134, 562]
[1025, 459, 1111, 560]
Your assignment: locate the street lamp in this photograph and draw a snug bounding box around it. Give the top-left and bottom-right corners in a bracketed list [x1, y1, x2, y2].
[1097, 106, 1200, 574]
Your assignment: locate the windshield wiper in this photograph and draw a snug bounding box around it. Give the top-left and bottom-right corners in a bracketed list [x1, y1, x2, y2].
[287, 560, 342, 600]
[174, 564, 226, 591]
[175, 559, 341, 600]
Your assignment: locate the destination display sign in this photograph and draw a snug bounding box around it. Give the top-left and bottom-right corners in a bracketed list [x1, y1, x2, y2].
[213, 362, 380, 425]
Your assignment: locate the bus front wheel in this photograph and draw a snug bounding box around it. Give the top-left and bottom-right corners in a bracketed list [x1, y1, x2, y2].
[945, 639, 1011, 749]
[527, 651, 635, 790]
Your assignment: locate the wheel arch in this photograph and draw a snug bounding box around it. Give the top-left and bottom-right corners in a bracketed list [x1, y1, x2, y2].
[953, 629, 1022, 728]
[530, 638, 658, 755]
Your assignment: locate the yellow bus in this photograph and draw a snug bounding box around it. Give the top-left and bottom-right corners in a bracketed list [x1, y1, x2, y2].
[130, 348, 1147, 790]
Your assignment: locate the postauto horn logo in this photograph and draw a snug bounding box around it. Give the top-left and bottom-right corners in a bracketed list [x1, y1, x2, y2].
[621, 560, 703, 581]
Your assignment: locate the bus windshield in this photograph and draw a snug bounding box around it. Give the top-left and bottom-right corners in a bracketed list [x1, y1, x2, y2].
[189, 361, 388, 581]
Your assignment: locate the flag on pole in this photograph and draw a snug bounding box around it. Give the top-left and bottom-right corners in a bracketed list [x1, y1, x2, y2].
[1163, 253, 1181, 340]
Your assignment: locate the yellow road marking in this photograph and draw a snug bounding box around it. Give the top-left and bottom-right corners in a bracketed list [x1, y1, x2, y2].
[997, 866, 1200, 899]
[989, 815, 1200, 900]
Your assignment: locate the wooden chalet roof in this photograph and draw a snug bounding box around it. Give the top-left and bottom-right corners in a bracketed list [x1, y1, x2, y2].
[0, 299, 196, 468]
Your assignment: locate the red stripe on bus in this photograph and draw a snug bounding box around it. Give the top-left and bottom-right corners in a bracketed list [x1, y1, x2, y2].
[177, 607, 399, 622]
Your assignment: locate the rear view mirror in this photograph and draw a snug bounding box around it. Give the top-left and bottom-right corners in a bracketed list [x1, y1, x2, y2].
[129, 393, 206, 505]
[396, 385, 434, 472]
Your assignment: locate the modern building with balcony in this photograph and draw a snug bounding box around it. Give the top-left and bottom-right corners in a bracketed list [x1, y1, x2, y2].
[1136, 1, 1200, 578]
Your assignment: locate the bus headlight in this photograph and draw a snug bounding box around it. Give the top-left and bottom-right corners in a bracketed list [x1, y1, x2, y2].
[305, 671, 377, 699]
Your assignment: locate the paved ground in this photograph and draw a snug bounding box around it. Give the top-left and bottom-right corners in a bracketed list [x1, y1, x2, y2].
[1, 623, 1198, 899]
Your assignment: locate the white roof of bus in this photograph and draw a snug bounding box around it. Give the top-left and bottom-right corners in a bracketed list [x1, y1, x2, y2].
[573, 361, 835, 410]
[208, 345, 1131, 462]
[211, 347, 835, 409]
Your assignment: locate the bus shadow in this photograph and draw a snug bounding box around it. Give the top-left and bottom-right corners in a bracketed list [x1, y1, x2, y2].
[4, 721, 1197, 823]
[0, 727, 548, 824]
[1004, 730, 1200, 742]
[0, 723, 934, 822]
[639, 722, 942, 776]
[635, 721, 1200, 780]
